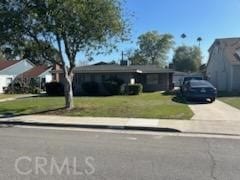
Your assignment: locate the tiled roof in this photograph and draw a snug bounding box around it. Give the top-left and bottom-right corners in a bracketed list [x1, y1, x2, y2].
[19, 65, 50, 78]
[73, 64, 173, 74]
[0, 60, 19, 71]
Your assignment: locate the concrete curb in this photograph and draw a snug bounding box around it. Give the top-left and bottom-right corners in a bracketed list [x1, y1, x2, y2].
[0, 120, 181, 133]
[1, 115, 240, 136]
[2, 120, 240, 137]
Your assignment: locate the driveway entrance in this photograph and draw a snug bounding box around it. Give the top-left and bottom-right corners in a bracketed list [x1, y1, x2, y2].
[189, 100, 240, 121]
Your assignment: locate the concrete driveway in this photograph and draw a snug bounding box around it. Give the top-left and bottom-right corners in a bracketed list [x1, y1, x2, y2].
[189, 100, 240, 121]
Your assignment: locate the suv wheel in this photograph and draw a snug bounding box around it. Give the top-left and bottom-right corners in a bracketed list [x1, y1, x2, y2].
[210, 97, 215, 103]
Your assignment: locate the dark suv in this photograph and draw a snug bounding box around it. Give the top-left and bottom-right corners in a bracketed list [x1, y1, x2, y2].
[180, 76, 203, 93]
[182, 80, 217, 102]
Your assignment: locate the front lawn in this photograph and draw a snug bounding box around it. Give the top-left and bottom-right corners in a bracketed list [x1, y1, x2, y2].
[219, 97, 240, 110]
[0, 92, 193, 119]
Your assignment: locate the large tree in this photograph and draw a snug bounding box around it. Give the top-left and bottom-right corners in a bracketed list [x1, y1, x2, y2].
[0, 0, 128, 109]
[0, 51, 5, 60]
[0, 40, 59, 65]
[127, 50, 147, 65]
[172, 45, 202, 72]
[0, 46, 20, 60]
[22, 40, 60, 65]
[134, 31, 174, 66]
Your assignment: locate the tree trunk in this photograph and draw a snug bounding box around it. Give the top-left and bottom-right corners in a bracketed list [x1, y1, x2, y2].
[55, 34, 75, 110]
[64, 74, 74, 110]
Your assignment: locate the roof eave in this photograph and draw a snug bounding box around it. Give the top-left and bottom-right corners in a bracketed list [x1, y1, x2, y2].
[73, 70, 140, 73]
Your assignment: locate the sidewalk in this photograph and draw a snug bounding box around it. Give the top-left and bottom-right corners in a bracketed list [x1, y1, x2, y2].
[1, 115, 240, 136]
[0, 94, 39, 102]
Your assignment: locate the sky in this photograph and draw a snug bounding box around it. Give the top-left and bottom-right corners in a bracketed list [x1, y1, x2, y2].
[77, 0, 240, 65]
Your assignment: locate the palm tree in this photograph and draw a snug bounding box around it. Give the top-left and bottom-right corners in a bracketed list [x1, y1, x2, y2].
[181, 33, 187, 39]
[197, 37, 202, 47]
[181, 33, 187, 44]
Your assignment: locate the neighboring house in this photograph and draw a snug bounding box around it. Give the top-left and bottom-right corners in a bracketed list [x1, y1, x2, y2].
[207, 38, 240, 92]
[173, 71, 203, 87]
[0, 59, 34, 93]
[57, 63, 174, 95]
[173, 71, 187, 87]
[200, 64, 207, 77]
[17, 65, 53, 89]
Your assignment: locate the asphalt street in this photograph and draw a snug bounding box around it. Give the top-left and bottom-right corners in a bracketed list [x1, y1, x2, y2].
[0, 126, 240, 180]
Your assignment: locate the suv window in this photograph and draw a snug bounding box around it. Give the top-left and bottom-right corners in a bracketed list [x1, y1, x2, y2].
[183, 77, 203, 84]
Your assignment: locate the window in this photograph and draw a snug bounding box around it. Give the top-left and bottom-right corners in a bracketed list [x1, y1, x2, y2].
[146, 74, 158, 85]
[90, 74, 95, 82]
[101, 75, 106, 82]
[84, 74, 90, 82]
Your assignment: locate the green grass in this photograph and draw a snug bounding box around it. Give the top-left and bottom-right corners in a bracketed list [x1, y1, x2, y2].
[219, 97, 240, 110]
[0, 92, 193, 119]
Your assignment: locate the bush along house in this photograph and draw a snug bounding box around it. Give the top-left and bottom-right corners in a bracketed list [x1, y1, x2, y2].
[55, 61, 174, 95]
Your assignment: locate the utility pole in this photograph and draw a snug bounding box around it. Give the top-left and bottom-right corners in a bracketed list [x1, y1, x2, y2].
[122, 51, 124, 61]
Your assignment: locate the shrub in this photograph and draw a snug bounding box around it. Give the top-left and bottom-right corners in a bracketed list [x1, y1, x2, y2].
[46, 82, 64, 96]
[103, 78, 124, 95]
[5, 80, 29, 94]
[120, 83, 127, 95]
[5, 78, 44, 94]
[29, 87, 42, 94]
[125, 83, 143, 95]
[82, 81, 99, 95]
[29, 78, 39, 88]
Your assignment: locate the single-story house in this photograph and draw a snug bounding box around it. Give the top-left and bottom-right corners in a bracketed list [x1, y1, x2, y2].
[173, 71, 187, 87]
[173, 71, 204, 87]
[0, 59, 34, 93]
[17, 65, 53, 89]
[207, 38, 240, 92]
[57, 63, 174, 95]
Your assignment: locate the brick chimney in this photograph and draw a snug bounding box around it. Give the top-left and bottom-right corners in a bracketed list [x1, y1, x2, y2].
[52, 64, 60, 82]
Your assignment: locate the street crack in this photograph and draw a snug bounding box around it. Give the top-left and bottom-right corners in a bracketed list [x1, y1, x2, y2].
[205, 138, 217, 180]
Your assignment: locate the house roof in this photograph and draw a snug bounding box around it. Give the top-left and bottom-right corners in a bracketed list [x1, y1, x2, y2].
[209, 38, 240, 65]
[73, 64, 174, 74]
[93, 61, 109, 65]
[19, 65, 51, 78]
[173, 71, 188, 76]
[0, 60, 19, 71]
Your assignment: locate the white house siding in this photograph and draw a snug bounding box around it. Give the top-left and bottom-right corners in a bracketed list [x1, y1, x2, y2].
[38, 69, 53, 83]
[0, 60, 34, 76]
[45, 75, 52, 83]
[0, 60, 35, 93]
[207, 47, 232, 91]
[232, 65, 240, 91]
[0, 75, 14, 93]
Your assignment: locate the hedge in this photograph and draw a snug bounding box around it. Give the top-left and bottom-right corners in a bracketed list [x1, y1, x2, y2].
[82, 81, 99, 95]
[46, 82, 64, 96]
[125, 83, 143, 95]
[103, 78, 124, 95]
[5, 79, 42, 94]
